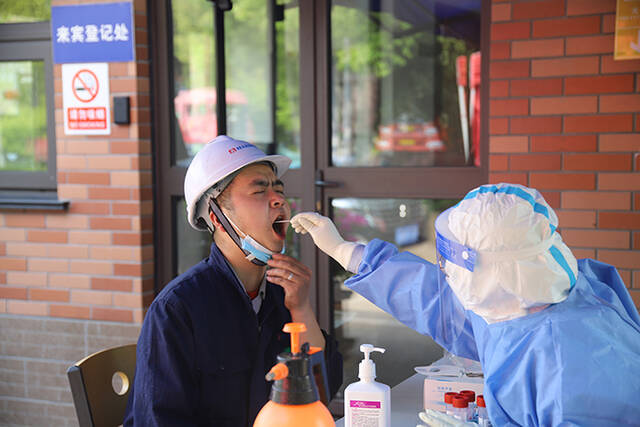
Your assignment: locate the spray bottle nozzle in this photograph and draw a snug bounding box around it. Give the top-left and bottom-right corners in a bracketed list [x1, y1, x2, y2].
[265, 362, 289, 381]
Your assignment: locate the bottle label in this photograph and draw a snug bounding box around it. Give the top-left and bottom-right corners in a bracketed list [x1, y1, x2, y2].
[349, 400, 382, 426]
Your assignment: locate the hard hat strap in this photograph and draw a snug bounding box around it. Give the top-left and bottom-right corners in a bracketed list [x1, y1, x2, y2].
[208, 198, 267, 266]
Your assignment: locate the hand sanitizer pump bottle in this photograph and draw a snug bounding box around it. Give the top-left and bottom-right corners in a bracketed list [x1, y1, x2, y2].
[344, 344, 390, 427]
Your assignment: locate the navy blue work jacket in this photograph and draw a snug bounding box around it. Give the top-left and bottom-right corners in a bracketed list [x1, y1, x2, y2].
[124, 243, 342, 426]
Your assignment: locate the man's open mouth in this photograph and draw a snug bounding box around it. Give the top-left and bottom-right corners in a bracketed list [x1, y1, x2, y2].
[272, 215, 288, 239]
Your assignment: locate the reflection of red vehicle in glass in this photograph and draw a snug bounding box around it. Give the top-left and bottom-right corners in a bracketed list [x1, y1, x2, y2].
[375, 122, 446, 152]
[34, 137, 47, 163]
[174, 87, 251, 151]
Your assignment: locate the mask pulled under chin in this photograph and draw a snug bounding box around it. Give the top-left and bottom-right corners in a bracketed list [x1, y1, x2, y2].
[226, 216, 285, 264]
[241, 235, 285, 264]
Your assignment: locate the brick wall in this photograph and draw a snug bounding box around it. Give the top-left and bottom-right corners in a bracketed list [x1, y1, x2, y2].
[0, 0, 153, 323]
[0, 314, 140, 426]
[1, 0, 639, 425]
[489, 0, 640, 305]
[0, 0, 151, 425]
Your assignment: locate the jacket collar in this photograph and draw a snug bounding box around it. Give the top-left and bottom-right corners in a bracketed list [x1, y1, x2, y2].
[205, 243, 286, 322]
[206, 242, 254, 303]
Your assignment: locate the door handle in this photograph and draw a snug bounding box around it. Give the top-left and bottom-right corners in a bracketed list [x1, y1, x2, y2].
[314, 180, 340, 188]
[315, 171, 340, 213]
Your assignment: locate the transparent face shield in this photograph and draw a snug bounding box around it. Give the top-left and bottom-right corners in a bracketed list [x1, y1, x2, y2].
[434, 209, 476, 344]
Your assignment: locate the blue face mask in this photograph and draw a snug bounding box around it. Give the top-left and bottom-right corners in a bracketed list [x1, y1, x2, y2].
[241, 235, 286, 264]
[227, 216, 285, 264]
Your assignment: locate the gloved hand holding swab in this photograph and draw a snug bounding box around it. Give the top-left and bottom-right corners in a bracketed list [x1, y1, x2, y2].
[290, 212, 359, 271]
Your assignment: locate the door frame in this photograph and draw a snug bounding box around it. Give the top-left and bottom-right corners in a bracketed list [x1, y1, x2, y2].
[307, 0, 491, 331]
[150, 0, 490, 334]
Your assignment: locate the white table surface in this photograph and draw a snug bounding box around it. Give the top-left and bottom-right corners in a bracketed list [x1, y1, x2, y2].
[335, 373, 424, 426]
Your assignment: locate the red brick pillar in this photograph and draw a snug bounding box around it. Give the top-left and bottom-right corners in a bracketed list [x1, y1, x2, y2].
[488, 0, 640, 306]
[49, 0, 154, 323]
[0, 0, 153, 322]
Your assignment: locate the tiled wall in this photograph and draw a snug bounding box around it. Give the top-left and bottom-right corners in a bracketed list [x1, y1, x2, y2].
[488, 0, 640, 304]
[0, 314, 140, 426]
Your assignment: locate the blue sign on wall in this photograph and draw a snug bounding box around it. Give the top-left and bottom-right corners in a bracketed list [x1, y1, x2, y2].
[51, 2, 135, 64]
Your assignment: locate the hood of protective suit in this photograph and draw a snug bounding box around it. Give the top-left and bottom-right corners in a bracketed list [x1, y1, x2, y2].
[436, 183, 578, 323]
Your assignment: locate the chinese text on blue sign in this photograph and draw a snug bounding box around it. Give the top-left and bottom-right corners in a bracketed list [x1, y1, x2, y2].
[51, 2, 135, 63]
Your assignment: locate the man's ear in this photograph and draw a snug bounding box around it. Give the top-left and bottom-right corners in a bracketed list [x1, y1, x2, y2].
[209, 210, 226, 233]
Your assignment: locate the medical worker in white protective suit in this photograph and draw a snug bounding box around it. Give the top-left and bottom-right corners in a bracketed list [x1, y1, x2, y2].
[291, 183, 640, 427]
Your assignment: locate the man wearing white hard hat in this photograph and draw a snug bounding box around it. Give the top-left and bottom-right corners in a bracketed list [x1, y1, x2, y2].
[125, 136, 342, 426]
[291, 183, 640, 426]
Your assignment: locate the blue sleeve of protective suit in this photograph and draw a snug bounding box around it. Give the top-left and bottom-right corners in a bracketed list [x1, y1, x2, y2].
[478, 259, 640, 426]
[579, 258, 640, 327]
[124, 297, 199, 426]
[345, 239, 479, 360]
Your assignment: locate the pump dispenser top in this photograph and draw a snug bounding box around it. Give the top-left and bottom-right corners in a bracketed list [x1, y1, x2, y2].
[358, 344, 385, 381]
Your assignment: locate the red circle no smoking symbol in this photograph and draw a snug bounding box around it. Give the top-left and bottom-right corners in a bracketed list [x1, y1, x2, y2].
[72, 69, 99, 103]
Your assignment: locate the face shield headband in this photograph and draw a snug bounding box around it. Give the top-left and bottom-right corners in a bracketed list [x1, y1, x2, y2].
[208, 198, 284, 266]
[436, 231, 477, 273]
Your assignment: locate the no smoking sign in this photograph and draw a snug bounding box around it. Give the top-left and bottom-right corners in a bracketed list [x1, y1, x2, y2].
[62, 63, 110, 135]
[72, 69, 99, 103]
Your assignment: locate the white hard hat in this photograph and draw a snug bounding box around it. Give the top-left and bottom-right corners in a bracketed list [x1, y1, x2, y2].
[184, 135, 291, 231]
[435, 183, 578, 324]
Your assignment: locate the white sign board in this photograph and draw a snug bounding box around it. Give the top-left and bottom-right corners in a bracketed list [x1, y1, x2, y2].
[62, 63, 110, 135]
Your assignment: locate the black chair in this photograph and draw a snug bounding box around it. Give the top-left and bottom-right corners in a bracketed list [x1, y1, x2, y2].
[67, 344, 136, 427]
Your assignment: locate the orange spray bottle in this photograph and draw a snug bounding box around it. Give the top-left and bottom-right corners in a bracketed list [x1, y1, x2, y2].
[253, 322, 335, 427]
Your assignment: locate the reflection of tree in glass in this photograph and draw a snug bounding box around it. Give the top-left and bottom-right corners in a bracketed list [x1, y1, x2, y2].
[172, 0, 215, 92]
[224, 0, 272, 145]
[333, 9, 417, 78]
[0, 0, 50, 22]
[331, 5, 476, 166]
[0, 61, 47, 171]
[275, 5, 300, 153]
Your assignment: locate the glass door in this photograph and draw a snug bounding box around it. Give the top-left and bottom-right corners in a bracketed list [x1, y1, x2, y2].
[153, 0, 313, 291]
[152, 0, 488, 415]
[313, 0, 487, 409]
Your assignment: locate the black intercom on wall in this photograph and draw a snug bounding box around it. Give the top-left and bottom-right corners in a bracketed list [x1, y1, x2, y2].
[113, 96, 130, 125]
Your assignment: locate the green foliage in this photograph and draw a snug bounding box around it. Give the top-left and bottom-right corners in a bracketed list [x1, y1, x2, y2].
[0, 61, 47, 171]
[0, 105, 47, 170]
[171, 0, 215, 90]
[169, 0, 476, 157]
[0, 0, 50, 22]
[274, 8, 300, 148]
[332, 7, 418, 78]
[224, 0, 271, 140]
